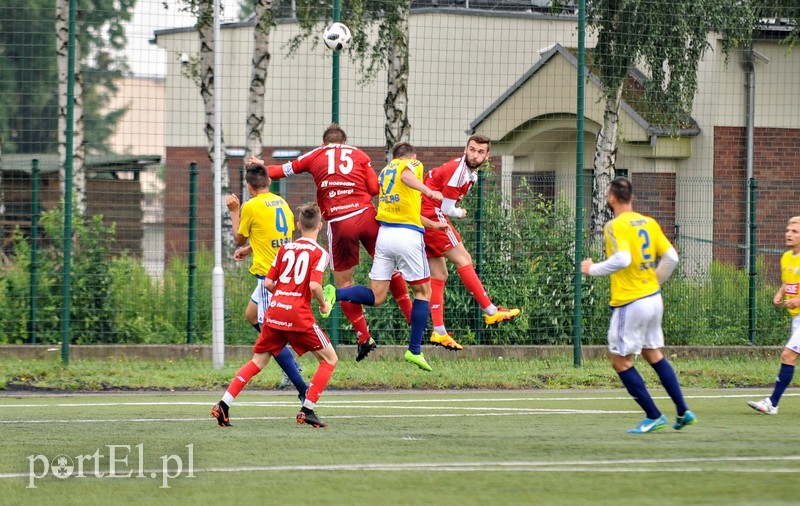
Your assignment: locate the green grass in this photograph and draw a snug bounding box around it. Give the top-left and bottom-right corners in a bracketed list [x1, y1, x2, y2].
[0, 354, 785, 391]
[2, 389, 800, 505]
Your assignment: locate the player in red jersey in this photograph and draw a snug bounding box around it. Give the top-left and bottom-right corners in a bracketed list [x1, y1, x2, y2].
[211, 202, 338, 428]
[248, 124, 412, 362]
[421, 134, 521, 351]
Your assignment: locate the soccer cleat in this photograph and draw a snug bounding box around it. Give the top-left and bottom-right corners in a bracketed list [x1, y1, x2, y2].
[296, 407, 327, 428]
[321, 284, 337, 318]
[430, 331, 463, 351]
[356, 337, 377, 362]
[483, 306, 521, 325]
[673, 410, 698, 430]
[627, 414, 667, 434]
[747, 397, 778, 415]
[404, 350, 432, 372]
[210, 402, 232, 427]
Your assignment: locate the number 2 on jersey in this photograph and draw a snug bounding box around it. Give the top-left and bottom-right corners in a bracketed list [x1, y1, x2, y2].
[325, 148, 354, 175]
[638, 229, 652, 260]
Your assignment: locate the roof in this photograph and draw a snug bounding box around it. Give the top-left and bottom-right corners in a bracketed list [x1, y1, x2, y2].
[469, 43, 700, 137]
[1, 154, 162, 175]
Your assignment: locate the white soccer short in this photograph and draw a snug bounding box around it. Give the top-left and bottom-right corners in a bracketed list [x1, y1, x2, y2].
[785, 314, 800, 353]
[250, 276, 272, 325]
[369, 226, 430, 283]
[607, 292, 664, 357]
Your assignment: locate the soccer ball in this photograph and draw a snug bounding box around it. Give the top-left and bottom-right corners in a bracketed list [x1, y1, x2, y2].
[323, 22, 352, 51]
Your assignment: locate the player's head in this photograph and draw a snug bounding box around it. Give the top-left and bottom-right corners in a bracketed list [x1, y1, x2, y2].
[245, 163, 270, 192]
[297, 202, 322, 232]
[464, 134, 491, 170]
[323, 124, 347, 145]
[786, 216, 800, 249]
[391, 142, 416, 160]
[608, 177, 633, 208]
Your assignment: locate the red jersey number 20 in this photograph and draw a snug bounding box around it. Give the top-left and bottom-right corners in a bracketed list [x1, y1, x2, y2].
[278, 250, 311, 285]
[325, 148, 354, 175]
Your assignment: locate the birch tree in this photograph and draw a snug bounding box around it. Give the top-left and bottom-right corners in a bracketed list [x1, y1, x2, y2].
[585, 0, 755, 235]
[244, 0, 274, 164]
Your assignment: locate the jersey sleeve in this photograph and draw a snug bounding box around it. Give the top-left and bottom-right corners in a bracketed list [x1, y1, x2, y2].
[266, 248, 282, 282]
[309, 249, 328, 284]
[651, 220, 674, 256]
[237, 201, 253, 238]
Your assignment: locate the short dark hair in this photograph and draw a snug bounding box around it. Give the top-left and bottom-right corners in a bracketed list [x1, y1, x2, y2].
[467, 133, 491, 150]
[323, 123, 347, 144]
[297, 202, 322, 231]
[245, 164, 269, 190]
[609, 176, 633, 204]
[391, 142, 415, 159]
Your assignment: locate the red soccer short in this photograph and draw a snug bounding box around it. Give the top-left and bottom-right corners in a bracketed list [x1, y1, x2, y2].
[424, 213, 463, 258]
[254, 323, 332, 356]
[327, 207, 379, 271]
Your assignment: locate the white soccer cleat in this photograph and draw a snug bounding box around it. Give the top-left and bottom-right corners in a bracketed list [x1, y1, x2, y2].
[747, 397, 778, 415]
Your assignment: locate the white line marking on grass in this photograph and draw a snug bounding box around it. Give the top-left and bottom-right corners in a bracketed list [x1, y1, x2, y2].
[1, 455, 798, 480]
[0, 409, 638, 424]
[3, 392, 794, 408]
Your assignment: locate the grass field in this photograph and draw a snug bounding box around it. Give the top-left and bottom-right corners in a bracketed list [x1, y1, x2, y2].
[2, 388, 800, 505]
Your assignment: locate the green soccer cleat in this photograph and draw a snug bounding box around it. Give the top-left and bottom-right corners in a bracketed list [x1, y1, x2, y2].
[627, 414, 667, 434]
[321, 284, 337, 318]
[673, 410, 698, 430]
[404, 350, 432, 372]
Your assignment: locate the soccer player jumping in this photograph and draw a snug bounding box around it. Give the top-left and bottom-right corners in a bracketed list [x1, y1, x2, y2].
[421, 134, 521, 351]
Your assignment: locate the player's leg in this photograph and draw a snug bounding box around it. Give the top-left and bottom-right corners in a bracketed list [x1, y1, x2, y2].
[749, 317, 800, 415]
[254, 278, 306, 397]
[444, 243, 520, 325]
[394, 229, 433, 371]
[428, 255, 461, 350]
[296, 325, 338, 428]
[360, 207, 412, 323]
[211, 346, 274, 427]
[608, 305, 665, 434]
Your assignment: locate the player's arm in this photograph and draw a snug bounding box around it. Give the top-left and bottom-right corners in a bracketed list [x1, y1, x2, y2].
[774, 283, 786, 306]
[441, 197, 467, 218]
[655, 247, 679, 285]
[401, 168, 442, 201]
[421, 215, 449, 231]
[582, 251, 632, 277]
[366, 166, 380, 196]
[309, 281, 330, 315]
[233, 245, 252, 262]
[225, 194, 247, 246]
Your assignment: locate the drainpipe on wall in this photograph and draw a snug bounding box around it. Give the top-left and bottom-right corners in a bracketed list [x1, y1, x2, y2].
[742, 48, 755, 271]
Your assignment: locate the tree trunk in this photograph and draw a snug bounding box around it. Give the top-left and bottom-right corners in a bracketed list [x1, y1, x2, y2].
[244, 0, 273, 165]
[56, 0, 86, 215]
[590, 85, 622, 239]
[198, 15, 226, 169]
[383, 16, 411, 162]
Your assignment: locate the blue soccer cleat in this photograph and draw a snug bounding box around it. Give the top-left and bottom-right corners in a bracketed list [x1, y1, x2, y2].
[627, 414, 667, 434]
[673, 410, 697, 430]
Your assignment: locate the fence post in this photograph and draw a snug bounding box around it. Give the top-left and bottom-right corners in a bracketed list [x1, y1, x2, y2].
[28, 159, 40, 344]
[474, 170, 485, 345]
[572, 0, 587, 367]
[748, 177, 757, 344]
[187, 162, 197, 344]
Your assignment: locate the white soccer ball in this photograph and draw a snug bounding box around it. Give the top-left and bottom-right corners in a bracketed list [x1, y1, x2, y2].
[323, 22, 352, 51]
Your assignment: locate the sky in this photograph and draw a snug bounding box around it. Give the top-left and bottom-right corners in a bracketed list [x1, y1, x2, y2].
[124, 0, 241, 78]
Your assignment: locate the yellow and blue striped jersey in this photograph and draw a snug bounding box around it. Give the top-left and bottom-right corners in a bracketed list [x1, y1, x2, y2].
[376, 158, 425, 232]
[238, 192, 295, 276]
[780, 250, 800, 317]
[604, 211, 673, 307]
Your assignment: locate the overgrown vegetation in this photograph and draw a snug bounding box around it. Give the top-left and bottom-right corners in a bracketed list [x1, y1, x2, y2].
[0, 182, 791, 346]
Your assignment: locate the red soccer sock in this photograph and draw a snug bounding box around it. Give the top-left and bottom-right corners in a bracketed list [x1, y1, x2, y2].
[457, 264, 492, 310]
[225, 360, 263, 399]
[390, 272, 413, 324]
[340, 301, 371, 344]
[305, 362, 336, 405]
[430, 277, 446, 328]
